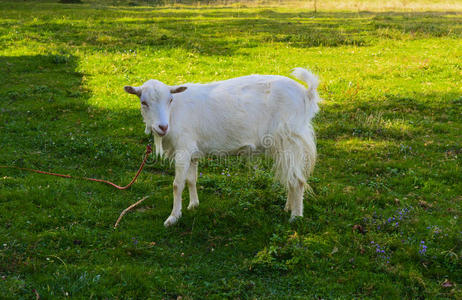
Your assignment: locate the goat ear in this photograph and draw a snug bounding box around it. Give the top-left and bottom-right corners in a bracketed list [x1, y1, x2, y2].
[170, 86, 187, 94]
[124, 86, 141, 96]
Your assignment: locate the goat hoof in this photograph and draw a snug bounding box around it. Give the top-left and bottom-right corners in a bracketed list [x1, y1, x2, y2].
[164, 215, 179, 227]
[187, 202, 199, 210]
[289, 215, 302, 223]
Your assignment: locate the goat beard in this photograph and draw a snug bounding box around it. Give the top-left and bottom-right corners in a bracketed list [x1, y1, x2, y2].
[153, 134, 164, 157]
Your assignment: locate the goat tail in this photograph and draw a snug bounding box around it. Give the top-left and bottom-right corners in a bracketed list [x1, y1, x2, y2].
[292, 67, 318, 93]
[291, 67, 321, 121]
[271, 123, 317, 191]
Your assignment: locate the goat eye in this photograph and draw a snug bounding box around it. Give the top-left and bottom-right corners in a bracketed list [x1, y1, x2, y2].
[141, 101, 148, 107]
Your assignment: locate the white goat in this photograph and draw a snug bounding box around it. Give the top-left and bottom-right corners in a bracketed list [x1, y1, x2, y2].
[124, 68, 321, 227]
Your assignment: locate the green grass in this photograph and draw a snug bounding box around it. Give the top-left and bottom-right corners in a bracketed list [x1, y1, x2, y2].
[0, 1, 461, 298]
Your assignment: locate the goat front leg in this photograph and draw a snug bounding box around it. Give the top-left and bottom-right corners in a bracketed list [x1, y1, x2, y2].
[186, 159, 199, 210]
[164, 152, 191, 227]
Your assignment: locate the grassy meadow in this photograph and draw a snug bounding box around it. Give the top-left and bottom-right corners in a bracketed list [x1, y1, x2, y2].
[0, 0, 461, 298]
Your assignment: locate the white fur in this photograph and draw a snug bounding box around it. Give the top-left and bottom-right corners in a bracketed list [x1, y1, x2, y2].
[124, 68, 321, 226]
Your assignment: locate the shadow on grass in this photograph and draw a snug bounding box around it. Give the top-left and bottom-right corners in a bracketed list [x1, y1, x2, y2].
[0, 54, 147, 173]
[7, 9, 460, 55]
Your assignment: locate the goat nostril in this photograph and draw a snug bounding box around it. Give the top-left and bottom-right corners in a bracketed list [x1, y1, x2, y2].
[159, 124, 168, 132]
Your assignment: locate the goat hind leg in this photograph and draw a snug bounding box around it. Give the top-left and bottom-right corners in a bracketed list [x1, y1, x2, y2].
[284, 196, 292, 212]
[288, 180, 305, 222]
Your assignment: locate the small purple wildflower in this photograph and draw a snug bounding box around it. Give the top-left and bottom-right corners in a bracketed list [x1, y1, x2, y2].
[419, 241, 427, 255]
[373, 243, 390, 263]
[427, 225, 442, 235]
